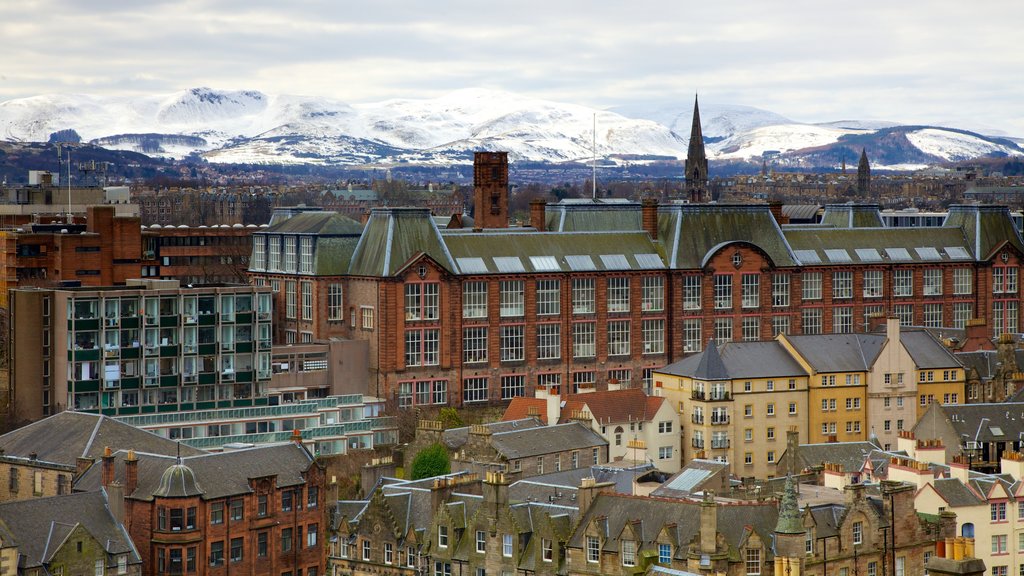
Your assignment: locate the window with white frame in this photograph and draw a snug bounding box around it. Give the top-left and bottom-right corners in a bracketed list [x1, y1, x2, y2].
[772, 315, 790, 337]
[463, 327, 488, 363]
[573, 322, 595, 358]
[802, 272, 822, 300]
[572, 278, 595, 314]
[501, 375, 525, 399]
[714, 318, 733, 343]
[833, 271, 853, 299]
[994, 266, 1019, 293]
[993, 300, 1019, 335]
[285, 281, 297, 319]
[476, 530, 486, 553]
[953, 268, 973, 295]
[404, 329, 439, 366]
[741, 274, 760, 308]
[283, 236, 297, 272]
[586, 536, 600, 563]
[853, 521, 863, 544]
[894, 304, 914, 326]
[500, 281, 524, 317]
[952, 302, 972, 329]
[659, 446, 672, 460]
[683, 319, 702, 353]
[405, 283, 439, 321]
[301, 281, 312, 321]
[438, 525, 449, 548]
[621, 540, 636, 567]
[802, 308, 822, 335]
[683, 275, 702, 310]
[642, 319, 665, 354]
[361, 307, 374, 330]
[299, 236, 314, 274]
[251, 236, 266, 270]
[536, 280, 561, 315]
[572, 371, 595, 393]
[327, 284, 343, 321]
[268, 236, 281, 271]
[502, 534, 513, 557]
[462, 282, 488, 318]
[923, 303, 943, 327]
[714, 275, 733, 309]
[772, 274, 790, 307]
[463, 378, 488, 403]
[607, 277, 630, 313]
[500, 325, 524, 362]
[537, 373, 561, 392]
[863, 270, 883, 298]
[608, 321, 630, 356]
[741, 316, 760, 341]
[923, 268, 942, 296]
[834, 307, 853, 333]
[745, 547, 761, 576]
[537, 324, 561, 359]
[642, 276, 664, 311]
[893, 269, 913, 297]
[542, 538, 553, 562]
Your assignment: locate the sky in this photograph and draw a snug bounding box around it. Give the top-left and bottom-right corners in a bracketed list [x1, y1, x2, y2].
[1, 0, 1022, 134]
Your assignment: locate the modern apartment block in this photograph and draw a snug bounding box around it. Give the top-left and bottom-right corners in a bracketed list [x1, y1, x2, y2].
[8, 278, 273, 421]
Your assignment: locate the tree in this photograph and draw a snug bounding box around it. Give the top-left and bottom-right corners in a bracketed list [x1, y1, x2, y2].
[438, 407, 464, 430]
[410, 443, 450, 480]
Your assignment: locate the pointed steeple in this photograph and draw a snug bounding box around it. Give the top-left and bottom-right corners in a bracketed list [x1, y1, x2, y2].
[693, 339, 729, 380]
[857, 148, 871, 195]
[774, 475, 804, 534]
[685, 95, 709, 203]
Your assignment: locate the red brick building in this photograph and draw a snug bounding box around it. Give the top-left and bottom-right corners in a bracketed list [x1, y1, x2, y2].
[77, 440, 326, 576]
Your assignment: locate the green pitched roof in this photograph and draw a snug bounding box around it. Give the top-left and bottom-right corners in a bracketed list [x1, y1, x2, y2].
[263, 211, 364, 235]
[544, 201, 643, 232]
[783, 227, 971, 264]
[820, 204, 885, 228]
[348, 208, 455, 276]
[944, 204, 1024, 259]
[657, 204, 798, 269]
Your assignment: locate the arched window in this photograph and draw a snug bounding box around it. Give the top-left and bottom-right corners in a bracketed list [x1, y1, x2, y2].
[614, 426, 624, 446]
[962, 523, 974, 538]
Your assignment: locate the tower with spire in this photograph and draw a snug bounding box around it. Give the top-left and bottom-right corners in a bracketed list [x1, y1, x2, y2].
[685, 95, 709, 203]
[857, 148, 871, 195]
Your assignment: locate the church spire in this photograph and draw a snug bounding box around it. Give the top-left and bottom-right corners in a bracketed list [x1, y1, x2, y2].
[685, 95, 709, 203]
[857, 148, 871, 195]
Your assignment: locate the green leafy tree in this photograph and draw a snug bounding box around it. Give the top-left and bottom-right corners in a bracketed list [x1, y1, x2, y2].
[438, 407, 464, 430]
[410, 443, 450, 480]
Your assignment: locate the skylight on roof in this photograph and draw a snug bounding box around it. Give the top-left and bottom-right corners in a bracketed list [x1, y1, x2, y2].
[855, 248, 882, 262]
[456, 257, 488, 274]
[600, 254, 630, 270]
[990, 426, 1005, 437]
[793, 249, 821, 264]
[529, 256, 560, 271]
[824, 249, 852, 263]
[634, 253, 664, 269]
[945, 246, 971, 260]
[915, 247, 941, 260]
[565, 255, 596, 271]
[885, 247, 912, 261]
[493, 256, 526, 273]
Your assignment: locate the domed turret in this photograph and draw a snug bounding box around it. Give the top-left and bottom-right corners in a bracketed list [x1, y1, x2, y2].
[153, 461, 203, 498]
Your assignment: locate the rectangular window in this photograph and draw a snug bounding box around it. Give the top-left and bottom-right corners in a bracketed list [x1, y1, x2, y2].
[283, 236, 297, 272]
[572, 278, 595, 314]
[384, 542, 393, 564]
[714, 275, 733, 309]
[285, 281, 297, 319]
[714, 318, 733, 344]
[992, 502, 1008, 521]
[608, 320, 630, 356]
[683, 275, 702, 310]
[741, 274, 760, 308]
[586, 536, 600, 563]
[642, 276, 664, 311]
[853, 521, 863, 544]
[953, 268, 973, 295]
[863, 270, 883, 298]
[252, 236, 267, 270]
[923, 268, 943, 296]
[210, 541, 225, 566]
[463, 377, 488, 404]
[573, 371, 595, 393]
[463, 282, 488, 318]
[993, 534, 1008, 554]
[659, 543, 672, 564]
[621, 540, 636, 567]
[772, 274, 790, 307]
[476, 530, 486, 553]
[361, 307, 374, 330]
[230, 537, 243, 563]
[463, 327, 488, 364]
[327, 284, 343, 321]
[536, 280, 561, 316]
[405, 283, 439, 321]
[772, 315, 791, 336]
[802, 308, 822, 335]
[741, 316, 759, 341]
[832, 271, 853, 299]
[438, 525, 449, 548]
[542, 538, 553, 562]
[923, 303, 943, 327]
[502, 534, 513, 557]
[894, 304, 914, 326]
[211, 502, 224, 525]
[268, 236, 281, 271]
[834, 307, 853, 334]
[607, 277, 630, 313]
[683, 319, 702, 353]
[893, 269, 913, 297]
[501, 375, 525, 400]
[500, 281, 524, 317]
[643, 319, 665, 354]
[299, 236, 314, 274]
[802, 272, 822, 300]
[573, 322, 596, 358]
[745, 548, 761, 576]
[300, 281, 312, 321]
[537, 324, 561, 360]
[500, 325, 524, 362]
[230, 499, 243, 521]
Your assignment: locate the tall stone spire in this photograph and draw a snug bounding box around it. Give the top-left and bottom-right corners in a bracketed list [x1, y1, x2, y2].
[685, 95, 709, 203]
[857, 148, 871, 195]
[775, 475, 804, 535]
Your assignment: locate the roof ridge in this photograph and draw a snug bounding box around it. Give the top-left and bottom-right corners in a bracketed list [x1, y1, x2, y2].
[83, 413, 105, 458]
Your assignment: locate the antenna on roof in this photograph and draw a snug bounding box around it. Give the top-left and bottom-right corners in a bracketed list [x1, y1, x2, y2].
[592, 113, 597, 200]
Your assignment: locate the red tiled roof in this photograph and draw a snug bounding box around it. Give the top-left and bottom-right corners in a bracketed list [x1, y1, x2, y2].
[501, 397, 548, 422]
[502, 388, 667, 425]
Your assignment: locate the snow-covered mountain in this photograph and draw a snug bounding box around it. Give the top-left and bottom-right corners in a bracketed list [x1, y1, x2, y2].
[0, 87, 1021, 168]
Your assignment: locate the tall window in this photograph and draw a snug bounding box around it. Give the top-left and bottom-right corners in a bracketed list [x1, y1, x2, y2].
[741, 317, 759, 341]
[405, 329, 439, 366]
[463, 377, 488, 403]
[802, 308, 822, 335]
[923, 304, 943, 327]
[741, 274, 760, 308]
[643, 319, 665, 354]
[572, 278, 595, 314]
[462, 282, 488, 318]
[802, 272, 822, 300]
[299, 237, 314, 274]
[893, 269, 913, 297]
[300, 281, 312, 321]
[772, 274, 790, 307]
[714, 318, 732, 343]
[536, 280, 561, 315]
[894, 304, 914, 326]
[285, 281, 296, 319]
[683, 319, 702, 353]
[586, 536, 600, 563]
[863, 270, 883, 298]
[714, 275, 733, 309]
[853, 521, 863, 545]
[268, 236, 281, 271]
[683, 275, 702, 310]
[953, 268, 973, 295]
[923, 268, 942, 296]
[283, 236, 297, 272]
[500, 281, 524, 317]
[573, 322, 596, 358]
[327, 284, 343, 321]
[993, 266, 1019, 293]
[745, 548, 761, 576]
[537, 324, 561, 359]
[642, 276, 664, 311]
[834, 307, 853, 333]
[502, 534, 513, 557]
[405, 283, 439, 321]
[621, 540, 636, 567]
[463, 327, 488, 363]
[608, 321, 630, 356]
[771, 316, 790, 336]
[500, 325, 524, 362]
[607, 278, 630, 313]
[251, 236, 266, 270]
[953, 302, 973, 329]
[832, 271, 853, 299]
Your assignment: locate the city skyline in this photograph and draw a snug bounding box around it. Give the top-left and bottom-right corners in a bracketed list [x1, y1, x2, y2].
[0, 0, 1022, 135]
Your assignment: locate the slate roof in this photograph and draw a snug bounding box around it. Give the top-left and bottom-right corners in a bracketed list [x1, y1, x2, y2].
[957, 351, 1001, 380]
[260, 211, 364, 235]
[899, 330, 963, 369]
[944, 204, 1024, 260]
[75, 442, 313, 501]
[544, 201, 643, 232]
[0, 411, 204, 467]
[513, 463, 655, 503]
[782, 204, 823, 223]
[657, 340, 807, 380]
[784, 334, 886, 373]
[783, 227, 971, 265]
[0, 490, 141, 570]
[819, 204, 885, 228]
[918, 402, 1024, 444]
[779, 441, 882, 474]
[489, 422, 606, 460]
[651, 459, 730, 498]
[348, 207, 456, 276]
[656, 204, 799, 269]
[441, 418, 544, 451]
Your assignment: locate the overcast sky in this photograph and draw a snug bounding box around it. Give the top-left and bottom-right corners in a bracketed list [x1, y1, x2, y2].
[2, 0, 1022, 134]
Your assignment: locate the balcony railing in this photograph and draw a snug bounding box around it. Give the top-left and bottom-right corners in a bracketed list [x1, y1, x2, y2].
[692, 390, 731, 401]
[691, 439, 704, 449]
[711, 439, 730, 449]
[710, 416, 730, 426]
[691, 415, 704, 425]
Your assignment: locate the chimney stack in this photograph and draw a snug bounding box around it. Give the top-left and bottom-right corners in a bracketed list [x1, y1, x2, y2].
[472, 152, 509, 229]
[529, 198, 546, 232]
[101, 446, 115, 487]
[641, 198, 658, 240]
[768, 201, 789, 225]
[125, 449, 138, 494]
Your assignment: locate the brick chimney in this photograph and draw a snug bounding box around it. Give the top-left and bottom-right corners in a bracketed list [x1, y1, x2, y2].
[76, 457, 94, 478]
[472, 152, 509, 229]
[529, 198, 546, 232]
[101, 446, 115, 487]
[768, 201, 789, 225]
[577, 477, 614, 515]
[699, 492, 718, 554]
[641, 198, 658, 240]
[961, 318, 996, 352]
[125, 449, 138, 494]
